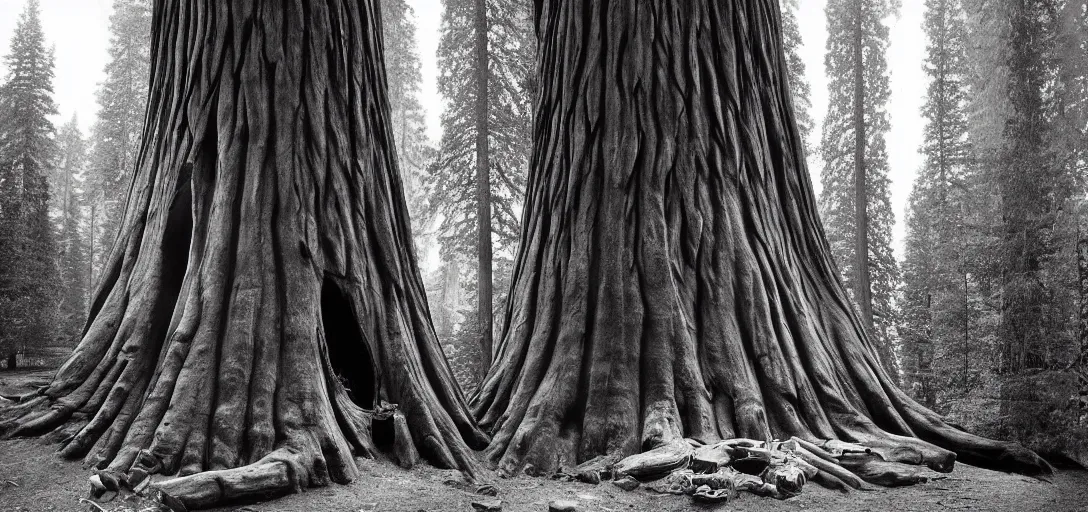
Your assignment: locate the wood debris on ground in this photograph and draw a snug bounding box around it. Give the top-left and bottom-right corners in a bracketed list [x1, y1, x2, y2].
[552, 436, 945, 506]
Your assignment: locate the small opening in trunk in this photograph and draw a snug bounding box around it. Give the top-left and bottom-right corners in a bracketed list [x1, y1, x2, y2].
[321, 280, 376, 409]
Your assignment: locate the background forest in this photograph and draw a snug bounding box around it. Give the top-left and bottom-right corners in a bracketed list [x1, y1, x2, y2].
[0, 0, 1085, 466]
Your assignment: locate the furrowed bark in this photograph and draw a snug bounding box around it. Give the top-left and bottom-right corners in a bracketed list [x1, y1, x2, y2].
[1, 0, 486, 508]
[471, 0, 1050, 481]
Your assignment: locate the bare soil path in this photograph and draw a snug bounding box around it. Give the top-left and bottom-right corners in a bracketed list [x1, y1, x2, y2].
[2, 370, 1086, 512]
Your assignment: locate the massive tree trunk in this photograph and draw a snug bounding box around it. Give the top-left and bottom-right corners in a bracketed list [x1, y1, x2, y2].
[0, 1, 487, 508]
[472, 0, 1050, 480]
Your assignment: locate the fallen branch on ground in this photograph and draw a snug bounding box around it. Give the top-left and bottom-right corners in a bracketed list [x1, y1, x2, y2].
[555, 437, 947, 505]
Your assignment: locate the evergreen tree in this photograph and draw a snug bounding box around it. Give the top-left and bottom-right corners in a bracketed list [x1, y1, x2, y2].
[86, 0, 151, 283]
[54, 116, 89, 344]
[382, 0, 432, 241]
[428, 0, 534, 380]
[0, 0, 59, 367]
[901, 0, 973, 407]
[1056, 0, 1088, 426]
[782, 0, 815, 154]
[959, 0, 1010, 398]
[998, 0, 1064, 374]
[471, 0, 1051, 481]
[1054, 0, 1088, 183]
[818, 0, 901, 376]
[1, 2, 487, 499]
[989, 0, 1088, 451]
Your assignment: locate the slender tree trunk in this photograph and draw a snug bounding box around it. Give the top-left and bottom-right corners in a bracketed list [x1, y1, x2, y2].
[1078, 201, 1088, 425]
[473, 0, 494, 375]
[852, 1, 874, 331]
[1, 1, 486, 508]
[88, 198, 96, 314]
[920, 293, 935, 407]
[963, 270, 970, 385]
[471, 0, 1049, 480]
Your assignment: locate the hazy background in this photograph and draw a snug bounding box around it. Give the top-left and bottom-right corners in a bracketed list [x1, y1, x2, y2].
[0, 0, 925, 253]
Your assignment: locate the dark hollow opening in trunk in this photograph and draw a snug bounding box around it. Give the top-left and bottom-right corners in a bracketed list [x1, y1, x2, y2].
[321, 280, 376, 409]
[155, 165, 194, 345]
[372, 414, 395, 452]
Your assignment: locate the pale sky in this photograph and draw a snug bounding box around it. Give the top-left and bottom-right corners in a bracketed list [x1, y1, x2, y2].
[0, 0, 926, 257]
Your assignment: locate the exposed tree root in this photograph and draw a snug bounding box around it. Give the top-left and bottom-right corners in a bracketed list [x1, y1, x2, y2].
[0, 1, 487, 509]
[153, 448, 309, 509]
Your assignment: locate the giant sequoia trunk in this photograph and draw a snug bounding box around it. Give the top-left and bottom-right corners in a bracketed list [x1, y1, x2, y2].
[1, 0, 486, 508]
[471, 0, 1050, 479]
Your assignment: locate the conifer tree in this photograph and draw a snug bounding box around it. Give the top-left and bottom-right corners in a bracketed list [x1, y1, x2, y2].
[782, 0, 815, 154]
[999, 0, 1063, 374]
[1056, 0, 1088, 426]
[818, 0, 901, 376]
[54, 116, 89, 343]
[901, 0, 973, 407]
[1054, 0, 1088, 179]
[86, 0, 151, 282]
[472, 0, 1050, 481]
[428, 0, 534, 377]
[0, 1, 486, 505]
[0, 0, 59, 367]
[949, 0, 1086, 448]
[958, 0, 1009, 395]
[382, 0, 432, 238]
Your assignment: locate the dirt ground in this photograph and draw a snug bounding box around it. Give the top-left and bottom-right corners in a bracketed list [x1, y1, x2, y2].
[2, 369, 1087, 512]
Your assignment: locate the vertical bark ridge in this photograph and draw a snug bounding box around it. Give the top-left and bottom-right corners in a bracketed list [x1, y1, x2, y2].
[471, 0, 1050, 479]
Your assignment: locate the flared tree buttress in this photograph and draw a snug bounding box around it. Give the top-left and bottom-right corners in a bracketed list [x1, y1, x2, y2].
[1, 0, 487, 508]
[471, 0, 1050, 478]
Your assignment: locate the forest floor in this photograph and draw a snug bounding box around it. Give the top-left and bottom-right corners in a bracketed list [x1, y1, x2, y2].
[2, 369, 1088, 512]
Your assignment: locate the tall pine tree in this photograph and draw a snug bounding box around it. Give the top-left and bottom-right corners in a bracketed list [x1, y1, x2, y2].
[999, 0, 1063, 374]
[990, 0, 1085, 451]
[428, 0, 534, 380]
[382, 0, 432, 240]
[1054, 0, 1088, 183]
[782, 0, 815, 155]
[54, 116, 89, 344]
[1056, 0, 1088, 426]
[901, 0, 973, 407]
[958, 0, 1010, 403]
[0, 0, 59, 367]
[946, 0, 1087, 451]
[819, 0, 901, 377]
[86, 0, 151, 284]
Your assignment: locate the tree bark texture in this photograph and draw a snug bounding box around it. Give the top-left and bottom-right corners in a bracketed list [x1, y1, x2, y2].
[471, 0, 1050, 479]
[474, 0, 495, 375]
[1, 1, 486, 508]
[852, 0, 874, 331]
